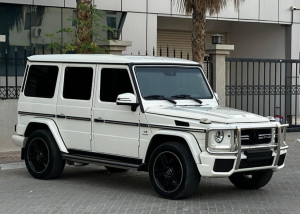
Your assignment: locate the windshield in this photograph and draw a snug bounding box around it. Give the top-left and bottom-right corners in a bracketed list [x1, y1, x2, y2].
[134, 66, 213, 100]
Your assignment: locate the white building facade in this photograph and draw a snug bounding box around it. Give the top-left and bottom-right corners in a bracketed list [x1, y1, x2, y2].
[2, 0, 300, 60]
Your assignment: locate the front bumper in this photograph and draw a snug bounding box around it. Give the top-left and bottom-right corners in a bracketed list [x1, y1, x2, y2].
[198, 124, 288, 177]
[12, 135, 26, 147]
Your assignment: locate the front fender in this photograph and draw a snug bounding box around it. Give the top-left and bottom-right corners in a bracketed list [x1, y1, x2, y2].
[25, 118, 68, 153]
[145, 130, 202, 164]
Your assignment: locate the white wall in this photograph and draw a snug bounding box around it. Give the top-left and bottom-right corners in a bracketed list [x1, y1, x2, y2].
[291, 24, 300, 59]
[158, 17, 287, 59]
[229, 22, 287, 59]
[0, 100, 19, 152]
[122, 12, 147, 55]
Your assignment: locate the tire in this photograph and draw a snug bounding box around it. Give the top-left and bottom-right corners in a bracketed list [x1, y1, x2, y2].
[105, 166, 128, 173]
[229, 169, 273, 189]
[148, 142, 200, 199]
[25, 129, 65, 179]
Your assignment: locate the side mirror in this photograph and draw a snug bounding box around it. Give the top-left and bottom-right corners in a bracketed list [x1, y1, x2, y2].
[214, 93, 219, 101]
[116, 93, 139, 111]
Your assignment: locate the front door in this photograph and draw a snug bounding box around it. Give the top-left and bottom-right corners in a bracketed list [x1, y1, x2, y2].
[56, 64, 95, 151]
[92, 66, 140, 158]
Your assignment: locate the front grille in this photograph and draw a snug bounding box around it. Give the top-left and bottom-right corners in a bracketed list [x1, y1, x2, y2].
[241, 129, 272, 145]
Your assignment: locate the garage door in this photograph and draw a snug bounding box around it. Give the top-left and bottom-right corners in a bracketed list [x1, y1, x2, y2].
[157, 30, 228, 85]
[157, 30, 228, 59]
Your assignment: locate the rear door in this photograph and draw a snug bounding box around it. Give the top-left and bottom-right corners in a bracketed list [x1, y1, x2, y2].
[56, 64, 96, 151]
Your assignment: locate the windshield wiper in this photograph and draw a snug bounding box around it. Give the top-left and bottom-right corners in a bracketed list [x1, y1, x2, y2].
[144, 95, 177, 104]
[171, 94, 202, 105]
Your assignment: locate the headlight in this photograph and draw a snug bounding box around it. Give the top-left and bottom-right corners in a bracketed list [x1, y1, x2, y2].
[275, 127, 287, 147]
[214, 130, 224, 143]
[280, 127, 287, 147]
[208, 130, 235, 152]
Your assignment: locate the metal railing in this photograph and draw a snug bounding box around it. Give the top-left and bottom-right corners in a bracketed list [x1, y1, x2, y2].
[226, 58, 300, 127]
[0, 46, 62, 99]
[0, 46, 212, 99]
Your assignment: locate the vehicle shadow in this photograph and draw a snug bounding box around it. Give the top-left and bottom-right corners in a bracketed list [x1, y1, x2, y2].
[9, 165, 285, 202]
[57, 165, 274, 201]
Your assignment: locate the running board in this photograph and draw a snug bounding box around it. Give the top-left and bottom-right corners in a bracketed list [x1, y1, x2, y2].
[62, 153, 141, 169]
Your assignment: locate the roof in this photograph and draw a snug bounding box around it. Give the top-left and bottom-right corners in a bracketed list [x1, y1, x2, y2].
[27, 54, 199, 65]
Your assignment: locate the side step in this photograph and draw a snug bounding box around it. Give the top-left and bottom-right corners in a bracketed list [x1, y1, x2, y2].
[62, 153, 141, 169]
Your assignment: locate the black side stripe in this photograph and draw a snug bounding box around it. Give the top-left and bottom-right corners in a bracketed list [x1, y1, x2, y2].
[105, 120, 138, 126]
[94, 119, 138, 126]
[18, 111, 55, 118]
[19, 111, 205, 132]
[94, 119, 206, 132]
[65, 116, 91, 121]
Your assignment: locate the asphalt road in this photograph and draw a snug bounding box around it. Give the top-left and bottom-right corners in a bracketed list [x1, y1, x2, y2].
[0, 133, 299, 214]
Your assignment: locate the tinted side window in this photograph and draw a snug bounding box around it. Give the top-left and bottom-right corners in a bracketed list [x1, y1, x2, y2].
[63, 67, 93, 100]
[24, 65, 58, 98]
[100, 68, 134, 102]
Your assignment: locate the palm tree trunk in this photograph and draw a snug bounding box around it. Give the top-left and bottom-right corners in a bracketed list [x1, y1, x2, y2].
[191, 9, 206, 66]
[76, 0, 93, 53]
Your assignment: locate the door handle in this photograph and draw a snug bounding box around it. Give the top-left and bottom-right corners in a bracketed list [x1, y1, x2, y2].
[94, 117, 104, 123]
[57, 113, 66, 119]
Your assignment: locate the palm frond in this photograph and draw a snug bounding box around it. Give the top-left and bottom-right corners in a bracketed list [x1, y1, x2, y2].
[176, 0, 241, 15]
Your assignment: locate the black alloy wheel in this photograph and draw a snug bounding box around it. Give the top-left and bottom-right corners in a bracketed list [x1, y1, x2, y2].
[149, 142, 200, 199]
[27, 137, 49, 174]
[153, 151, 183, 193]
[25, 130, 65, 179]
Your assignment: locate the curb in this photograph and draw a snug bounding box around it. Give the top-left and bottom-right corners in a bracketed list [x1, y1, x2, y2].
[0, 162, 25, 171]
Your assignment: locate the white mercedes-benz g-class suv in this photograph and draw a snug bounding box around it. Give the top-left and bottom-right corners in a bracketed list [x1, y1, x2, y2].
[13, 54, 288, 199]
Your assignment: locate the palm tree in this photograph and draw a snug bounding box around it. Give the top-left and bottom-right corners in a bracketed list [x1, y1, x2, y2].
[176, 0, 240, 65]
[76, 0, 93, 53]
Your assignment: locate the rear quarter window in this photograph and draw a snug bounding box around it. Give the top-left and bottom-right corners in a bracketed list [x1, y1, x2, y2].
[24, 65, 59, 98]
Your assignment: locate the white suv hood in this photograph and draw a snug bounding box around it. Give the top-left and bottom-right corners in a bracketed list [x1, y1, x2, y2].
[146, 105, 270, 124]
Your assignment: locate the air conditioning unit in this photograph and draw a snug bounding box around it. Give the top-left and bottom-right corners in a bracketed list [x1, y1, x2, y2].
[31, 27, 42, 37]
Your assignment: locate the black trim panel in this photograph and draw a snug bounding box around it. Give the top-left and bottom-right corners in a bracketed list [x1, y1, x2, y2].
[18, 111, 55, 118]
[67, 149, 142, 165]
[146, 123, 206, 132]
[62, 154, 140, 169]
[175, 120, 190, 127]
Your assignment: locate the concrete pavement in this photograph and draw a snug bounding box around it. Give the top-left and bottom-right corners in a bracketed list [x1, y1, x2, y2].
[0, 133, 299, 214]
